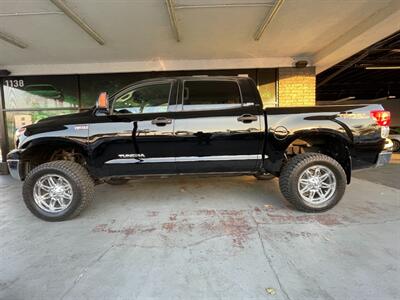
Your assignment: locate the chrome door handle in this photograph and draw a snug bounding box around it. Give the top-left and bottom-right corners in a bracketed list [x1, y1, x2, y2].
[237, 114, 258, 123]
[151, 117, 172, 126]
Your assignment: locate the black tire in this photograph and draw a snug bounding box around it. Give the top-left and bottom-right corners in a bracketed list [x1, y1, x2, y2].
[279, 153, 346, 212]
[105, 178, 130, 185]
[392, 139, 400, 152]
[22, 161, 94, 221]
[254, 173, 275, 180]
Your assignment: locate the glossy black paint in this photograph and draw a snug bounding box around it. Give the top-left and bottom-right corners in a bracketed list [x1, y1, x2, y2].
[7, 76, 389, 181]
[263, 105, 387, 175]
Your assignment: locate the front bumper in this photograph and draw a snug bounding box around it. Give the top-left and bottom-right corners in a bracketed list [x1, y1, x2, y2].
[375, 151, 392, 168]
[6, 149, 25, 181]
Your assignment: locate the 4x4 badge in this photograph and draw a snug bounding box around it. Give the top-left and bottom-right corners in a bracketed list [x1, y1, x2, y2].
[74, 125, 88, 130]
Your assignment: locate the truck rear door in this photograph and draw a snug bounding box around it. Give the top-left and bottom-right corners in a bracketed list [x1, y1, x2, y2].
[174, 79, 264, 173]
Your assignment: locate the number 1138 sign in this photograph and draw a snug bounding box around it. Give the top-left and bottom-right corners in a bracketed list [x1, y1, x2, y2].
[4, 79, 25, 88]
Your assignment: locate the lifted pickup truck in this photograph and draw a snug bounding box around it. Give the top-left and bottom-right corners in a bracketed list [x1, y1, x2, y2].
[7, 76, 392, 221]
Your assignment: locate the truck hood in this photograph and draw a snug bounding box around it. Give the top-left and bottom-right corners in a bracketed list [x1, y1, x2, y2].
[36, 109, 94, 125]
[23, 109, 96, 137]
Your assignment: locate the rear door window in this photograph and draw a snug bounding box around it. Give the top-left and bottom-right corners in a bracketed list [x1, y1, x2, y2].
[182, 80, 242, 111]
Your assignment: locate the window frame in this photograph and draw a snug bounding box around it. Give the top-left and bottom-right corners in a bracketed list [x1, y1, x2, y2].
[110, 80, 175, 116]
[180, 79, 244, 112]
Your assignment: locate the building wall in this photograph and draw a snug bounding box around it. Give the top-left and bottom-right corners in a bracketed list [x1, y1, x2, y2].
[277, 67, 316, 107]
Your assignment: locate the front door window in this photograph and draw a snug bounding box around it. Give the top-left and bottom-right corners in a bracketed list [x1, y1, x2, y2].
[113, 83, 172, 114]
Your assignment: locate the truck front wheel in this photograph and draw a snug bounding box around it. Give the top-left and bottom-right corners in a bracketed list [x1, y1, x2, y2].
[279, 153, 346, 212]
[22, 161, 94, 221]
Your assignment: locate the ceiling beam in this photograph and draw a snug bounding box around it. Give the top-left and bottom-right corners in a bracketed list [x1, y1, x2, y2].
[0, 31, 28, 49]
[49, 0, 105, 45]
[253, 0, 285, 41]
[165, 0, 180, 42]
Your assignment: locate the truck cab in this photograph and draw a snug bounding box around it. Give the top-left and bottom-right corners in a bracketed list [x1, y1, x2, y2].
[90, 76, 265, 177]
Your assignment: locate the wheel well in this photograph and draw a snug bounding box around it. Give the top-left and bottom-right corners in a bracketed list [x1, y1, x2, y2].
[284, 134, 352, 183]
[21, 141, 88, 175]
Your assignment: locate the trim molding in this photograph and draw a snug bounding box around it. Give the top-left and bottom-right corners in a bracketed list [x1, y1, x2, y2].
[105, 154, 261, 164]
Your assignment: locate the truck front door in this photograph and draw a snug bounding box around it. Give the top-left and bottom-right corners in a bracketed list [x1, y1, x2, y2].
[89, 80, 178, 176]
[174, 79, 264, 173]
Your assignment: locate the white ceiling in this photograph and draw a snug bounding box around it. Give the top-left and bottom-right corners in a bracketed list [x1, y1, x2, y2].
[0, 0, 399, 75]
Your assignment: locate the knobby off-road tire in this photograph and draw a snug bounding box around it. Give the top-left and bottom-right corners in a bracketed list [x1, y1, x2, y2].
[279, 153, 347, 212]
[22, 161, 94, 221]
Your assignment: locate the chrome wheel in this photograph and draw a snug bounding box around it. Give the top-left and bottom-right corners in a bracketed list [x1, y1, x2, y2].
[33, 174, 73, 213]
[297, 165, 336, 205]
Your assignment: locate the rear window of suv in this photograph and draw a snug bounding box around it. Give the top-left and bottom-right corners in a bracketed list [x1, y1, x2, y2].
[183, 80, 241, 111]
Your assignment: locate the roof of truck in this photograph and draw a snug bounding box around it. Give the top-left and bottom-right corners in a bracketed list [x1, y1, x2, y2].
[135, 75, 249, 83]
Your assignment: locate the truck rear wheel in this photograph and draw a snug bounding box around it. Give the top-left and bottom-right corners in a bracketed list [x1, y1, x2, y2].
[279, 153, 346, 212]
[22, 161, 94, 221]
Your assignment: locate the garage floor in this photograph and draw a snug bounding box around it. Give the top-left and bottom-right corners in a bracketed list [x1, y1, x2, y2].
[1, 157, 399, 300]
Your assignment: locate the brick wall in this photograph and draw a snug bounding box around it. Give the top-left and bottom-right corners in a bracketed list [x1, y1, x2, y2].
[277, 67, 316, 107]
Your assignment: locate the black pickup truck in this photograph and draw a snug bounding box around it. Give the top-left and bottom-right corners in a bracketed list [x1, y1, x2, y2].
[7, 76, 392, 221]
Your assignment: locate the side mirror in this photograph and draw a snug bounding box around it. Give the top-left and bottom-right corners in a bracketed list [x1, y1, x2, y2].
[96, 92, 109, 114]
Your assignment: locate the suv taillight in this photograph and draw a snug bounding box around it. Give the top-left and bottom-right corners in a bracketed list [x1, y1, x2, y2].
[370, 110, 391, 127]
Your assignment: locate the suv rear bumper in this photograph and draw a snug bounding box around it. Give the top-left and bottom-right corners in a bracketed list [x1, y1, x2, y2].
[6, 149, 25, 181]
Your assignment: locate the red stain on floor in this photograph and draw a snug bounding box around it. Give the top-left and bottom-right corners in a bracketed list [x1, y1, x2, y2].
[92, 207, 344, 248]
[162, 222, 177, 232]
[265, 213, 342, 226]
[220, 216, 252, 248]
[199, 211, 253, 248]
[92, 223, 155, 237]
[196, 209, 217, 216]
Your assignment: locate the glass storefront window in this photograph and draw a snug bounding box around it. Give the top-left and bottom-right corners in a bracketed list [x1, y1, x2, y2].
[2, 76, 79, 110]
[5, 110, 78, 150]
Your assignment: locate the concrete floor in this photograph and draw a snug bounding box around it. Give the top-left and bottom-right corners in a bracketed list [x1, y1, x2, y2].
[0, 161, 399, 300]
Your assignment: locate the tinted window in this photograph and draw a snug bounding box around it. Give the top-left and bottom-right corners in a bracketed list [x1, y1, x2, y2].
[113, 83, 171, 114]
[183, 80, 241, 111]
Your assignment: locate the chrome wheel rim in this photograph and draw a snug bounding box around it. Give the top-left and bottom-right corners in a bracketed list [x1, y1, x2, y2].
[33, 174, 73, 213]
[297, 165, 336, 205]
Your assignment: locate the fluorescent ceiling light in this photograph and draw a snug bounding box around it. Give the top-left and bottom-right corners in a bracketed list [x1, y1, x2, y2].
[175, 3, 274, 9]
